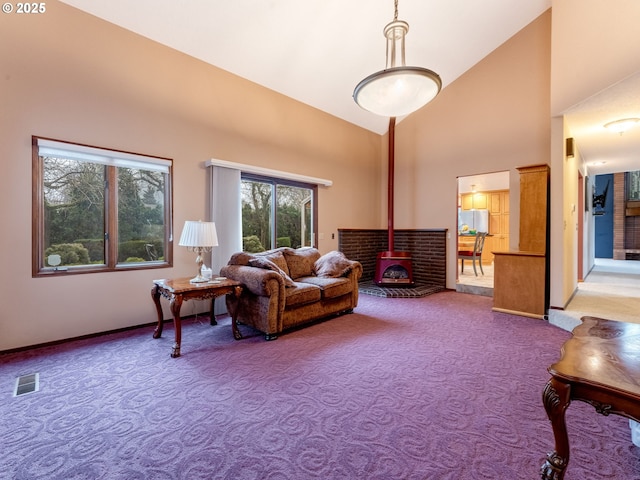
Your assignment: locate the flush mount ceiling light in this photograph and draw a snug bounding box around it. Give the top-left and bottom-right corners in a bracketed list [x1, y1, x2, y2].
[603, 118, 640, 134]
[353, 0, 441, 117]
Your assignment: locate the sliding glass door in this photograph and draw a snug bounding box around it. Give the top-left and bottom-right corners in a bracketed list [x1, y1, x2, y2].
[241, 174, 316, 252]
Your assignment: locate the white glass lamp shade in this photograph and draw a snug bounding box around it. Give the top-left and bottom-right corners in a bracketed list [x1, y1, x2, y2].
[354, 67, 441, 117]
[354, 16, 441, 117]
[178, 221, 218, 248]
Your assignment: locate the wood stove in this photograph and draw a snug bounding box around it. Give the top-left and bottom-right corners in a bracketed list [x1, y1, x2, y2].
[375, 251, 414, 285]
[374, 117, 415, 286]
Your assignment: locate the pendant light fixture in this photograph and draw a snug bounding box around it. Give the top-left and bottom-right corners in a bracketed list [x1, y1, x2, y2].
[353, 0, 442, 117]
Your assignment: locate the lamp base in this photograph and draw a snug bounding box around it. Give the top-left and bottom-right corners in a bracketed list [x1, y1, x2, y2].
[189, 275, 208, 283]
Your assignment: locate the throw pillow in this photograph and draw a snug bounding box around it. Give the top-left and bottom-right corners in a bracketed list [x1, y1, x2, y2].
[256, 250, 291, 277]
[248, 257, 296, 287]
[284, 247, 321, 279]
[314, 251, 353, 278]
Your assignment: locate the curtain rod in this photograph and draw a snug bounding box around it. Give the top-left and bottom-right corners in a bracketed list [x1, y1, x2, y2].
[205, 159, 332, 187]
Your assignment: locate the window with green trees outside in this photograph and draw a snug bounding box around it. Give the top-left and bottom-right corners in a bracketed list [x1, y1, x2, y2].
[32, 137, 173, 276]
[241, 174, 316, 253]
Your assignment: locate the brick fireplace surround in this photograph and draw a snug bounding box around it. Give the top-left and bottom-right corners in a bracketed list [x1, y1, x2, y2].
[338, 229, 447, 296]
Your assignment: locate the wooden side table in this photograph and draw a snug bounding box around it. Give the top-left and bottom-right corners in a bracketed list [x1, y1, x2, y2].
[151, 277, 243, 357]
[541, 316, 640, 479]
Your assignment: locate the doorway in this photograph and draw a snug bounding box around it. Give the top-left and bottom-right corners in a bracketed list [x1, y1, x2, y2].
[456, 171, 510, 295]
[594, 174, 614, 258]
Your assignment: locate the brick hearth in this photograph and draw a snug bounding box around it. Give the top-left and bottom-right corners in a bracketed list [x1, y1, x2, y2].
[338, 229, 447, 288]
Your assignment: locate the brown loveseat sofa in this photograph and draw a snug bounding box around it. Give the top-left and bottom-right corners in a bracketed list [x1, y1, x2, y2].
[220, 247, 362, 340]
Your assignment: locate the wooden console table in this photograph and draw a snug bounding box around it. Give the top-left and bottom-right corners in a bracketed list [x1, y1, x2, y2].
[541, 316, 640, 479]
[151, 277, 243, 357]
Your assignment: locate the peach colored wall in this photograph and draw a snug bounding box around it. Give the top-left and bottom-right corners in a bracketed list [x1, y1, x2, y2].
[551, 0, 640, 116]
[393, 11, 552, 289]
[0, 2, 381, 350]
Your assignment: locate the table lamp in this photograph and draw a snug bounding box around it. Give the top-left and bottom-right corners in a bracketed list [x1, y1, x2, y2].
[178, 220, 218, 283]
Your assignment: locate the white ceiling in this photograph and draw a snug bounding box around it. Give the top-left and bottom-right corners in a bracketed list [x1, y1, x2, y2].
[59, 0, 552, 135]
[563, 72, 640, 176]
[60, 0, 640, 175]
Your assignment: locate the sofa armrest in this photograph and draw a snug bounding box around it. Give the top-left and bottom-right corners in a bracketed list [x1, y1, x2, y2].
[345, 260, 363, 281]
[220, 264, 284, 297]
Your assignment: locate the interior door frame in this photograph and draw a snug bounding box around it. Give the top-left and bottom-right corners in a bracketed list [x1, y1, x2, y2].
[577, 172, 584, 281]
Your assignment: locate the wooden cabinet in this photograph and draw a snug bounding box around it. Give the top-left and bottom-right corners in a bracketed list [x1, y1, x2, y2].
[493, 251, 546, 317]
[461, 192, 487, 210]
[492, 165, 549, 319]
[488, 190, 510, 258]
[518, 165, 549, 253]
[482, 235, 494, 265]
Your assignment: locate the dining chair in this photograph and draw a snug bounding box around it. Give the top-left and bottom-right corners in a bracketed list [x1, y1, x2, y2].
[458, 232, 487, 276]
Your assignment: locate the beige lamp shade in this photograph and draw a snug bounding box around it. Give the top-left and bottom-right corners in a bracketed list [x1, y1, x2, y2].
[178, 221, 218, 248]
[178, 221, 218, 283]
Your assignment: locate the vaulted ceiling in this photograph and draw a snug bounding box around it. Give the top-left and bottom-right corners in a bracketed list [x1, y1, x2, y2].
[59, 0, 552, 135]
[60, 0, 640, 175]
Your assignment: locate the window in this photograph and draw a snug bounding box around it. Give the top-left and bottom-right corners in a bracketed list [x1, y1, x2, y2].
[32, 136, 173, 276]
[241, 174, 317, 253]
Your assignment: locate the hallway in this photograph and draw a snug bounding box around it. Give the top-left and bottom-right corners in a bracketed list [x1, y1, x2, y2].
[549, 258, 640, 331]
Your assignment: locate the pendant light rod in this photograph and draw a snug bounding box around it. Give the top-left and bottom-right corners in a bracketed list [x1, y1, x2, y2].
[387, 116, 396, 252]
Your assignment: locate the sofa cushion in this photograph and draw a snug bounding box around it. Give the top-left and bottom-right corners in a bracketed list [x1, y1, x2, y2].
[285, 282, 321, 307]
[296, 276, 351, 299]
[284, 247, 321, 279]
[248, 256, 296, 287]
[255, 250, 291, 276]
[314, 251, 354, 278]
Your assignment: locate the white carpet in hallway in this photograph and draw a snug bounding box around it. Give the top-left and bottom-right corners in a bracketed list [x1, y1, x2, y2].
[549, 259, 640, 331]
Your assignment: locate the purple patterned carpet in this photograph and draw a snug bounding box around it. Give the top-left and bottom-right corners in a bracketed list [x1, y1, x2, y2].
[1, 291, 639, 479]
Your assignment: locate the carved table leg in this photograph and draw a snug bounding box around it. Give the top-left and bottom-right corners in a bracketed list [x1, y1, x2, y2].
[151, 285, 164, 339]
[229, 285, 243, 340]
[541, 377, 572, 480]
[169, 295, 183, 358]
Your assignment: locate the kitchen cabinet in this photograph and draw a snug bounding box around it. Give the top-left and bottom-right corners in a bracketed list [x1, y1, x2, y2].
[489, 190, 510, 254]
[461, 192, 487, 210]
[482, 235, 494, 265]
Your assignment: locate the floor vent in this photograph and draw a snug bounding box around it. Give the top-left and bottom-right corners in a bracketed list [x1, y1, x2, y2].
[14, 373, 39, 397]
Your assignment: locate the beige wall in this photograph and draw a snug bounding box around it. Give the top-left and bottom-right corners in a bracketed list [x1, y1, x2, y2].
[0, 1, 381, 350]
[393, 11, 552, 288]
[550, 0, 640, 117]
